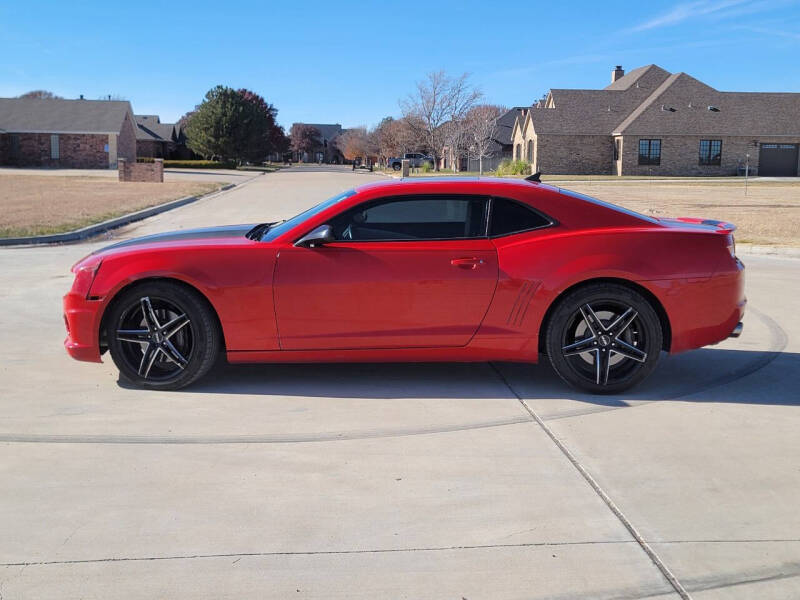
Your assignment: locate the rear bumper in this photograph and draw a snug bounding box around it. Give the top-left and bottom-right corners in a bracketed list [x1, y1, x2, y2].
[647, 258, 746, 353]
[63, 291, 104, 363]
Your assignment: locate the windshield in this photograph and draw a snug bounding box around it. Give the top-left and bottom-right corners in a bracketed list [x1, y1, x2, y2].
[260, 189, 356, 241]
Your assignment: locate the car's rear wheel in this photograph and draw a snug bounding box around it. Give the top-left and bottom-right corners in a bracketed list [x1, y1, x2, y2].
[545, 283, 662, 394]
[392, 163, 401, 171]
[106, 281, 219, 390]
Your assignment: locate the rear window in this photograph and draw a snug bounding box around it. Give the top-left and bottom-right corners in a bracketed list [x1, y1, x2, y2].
[489, 197, 552, 237]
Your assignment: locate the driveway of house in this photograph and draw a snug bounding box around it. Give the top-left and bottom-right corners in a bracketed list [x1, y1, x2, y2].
[0, 166, 798, 599]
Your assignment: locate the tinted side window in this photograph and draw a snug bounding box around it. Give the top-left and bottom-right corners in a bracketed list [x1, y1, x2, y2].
[489, 197, 551, 237]
[331, 195, 488, 241]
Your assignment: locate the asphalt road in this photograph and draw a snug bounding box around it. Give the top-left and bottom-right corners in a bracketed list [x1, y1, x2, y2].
[1, 166, 799, 599]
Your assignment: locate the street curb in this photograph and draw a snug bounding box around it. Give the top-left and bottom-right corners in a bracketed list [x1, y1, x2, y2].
[739, 244, 800, 259]
[0, 181, 241, 247]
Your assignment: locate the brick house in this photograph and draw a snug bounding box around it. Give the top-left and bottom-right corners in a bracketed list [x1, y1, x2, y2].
[511, 65, 800, 176]
[135, 115, 177, 159]
[0, 97, 137, 169]
[290, 123, 345, 163]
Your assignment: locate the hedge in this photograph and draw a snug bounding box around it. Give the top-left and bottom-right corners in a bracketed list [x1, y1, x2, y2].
[163, 160, 237, 169]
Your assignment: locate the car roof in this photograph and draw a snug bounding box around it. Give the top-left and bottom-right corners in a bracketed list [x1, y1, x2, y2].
[354, 176, 556, 194]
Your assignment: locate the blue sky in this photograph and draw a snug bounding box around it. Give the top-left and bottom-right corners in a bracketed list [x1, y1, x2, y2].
[1, 0, 799, 129]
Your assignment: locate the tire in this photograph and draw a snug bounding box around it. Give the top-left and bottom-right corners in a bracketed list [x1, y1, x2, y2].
[106, 281, 220, 390]
[545, 283, 662, 394]
[392, 163, 401, 171]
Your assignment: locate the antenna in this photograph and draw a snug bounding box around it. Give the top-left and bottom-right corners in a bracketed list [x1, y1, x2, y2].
[525, 172, 542, 183]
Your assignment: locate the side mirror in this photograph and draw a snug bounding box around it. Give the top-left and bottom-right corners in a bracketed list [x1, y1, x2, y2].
[294, 224, 335, 248]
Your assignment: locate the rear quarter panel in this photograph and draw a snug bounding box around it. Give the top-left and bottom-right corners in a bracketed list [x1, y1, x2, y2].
[480, 217, 733, 358]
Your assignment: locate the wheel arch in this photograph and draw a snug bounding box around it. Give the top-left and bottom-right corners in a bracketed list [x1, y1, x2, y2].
[98, 276, 225, 354]
[537, 277, 672, 354]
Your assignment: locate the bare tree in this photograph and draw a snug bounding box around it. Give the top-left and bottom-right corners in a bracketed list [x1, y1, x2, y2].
[400, 71, 481, 170]
[374, 116, 420, 166]
[465, 104, 505, 175]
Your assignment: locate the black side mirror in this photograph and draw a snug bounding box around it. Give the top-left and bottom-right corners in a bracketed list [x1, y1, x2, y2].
[294, 224, 335, 248]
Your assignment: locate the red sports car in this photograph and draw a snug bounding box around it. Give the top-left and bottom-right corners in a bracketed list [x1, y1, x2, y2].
[64, 177, 745, 393]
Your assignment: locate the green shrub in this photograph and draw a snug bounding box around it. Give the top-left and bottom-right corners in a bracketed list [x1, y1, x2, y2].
[496, 159, 531, 176]
[136, 157, 155, 163]
[420, 161, 433, 173]
[163, 160, 237, 169]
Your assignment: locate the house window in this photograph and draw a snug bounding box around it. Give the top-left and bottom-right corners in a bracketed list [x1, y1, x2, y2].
[515, 144, 521, 161]
[699, 139, 722, 165]
[9, 134, 20, 159]
[527, 140, 533, 162]
[50, 134, 60, 159]
[638, 139, 660, 165]
[614, 139, 621, 161]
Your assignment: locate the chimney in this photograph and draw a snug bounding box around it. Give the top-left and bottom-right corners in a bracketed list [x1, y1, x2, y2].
[612, 65, 625, 83]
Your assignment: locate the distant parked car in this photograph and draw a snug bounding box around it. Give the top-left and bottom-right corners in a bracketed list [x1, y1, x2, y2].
[387, 153, 434, 171]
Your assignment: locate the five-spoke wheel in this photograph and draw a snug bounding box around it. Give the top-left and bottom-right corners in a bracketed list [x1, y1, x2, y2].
[106, 281, 219, 390]
[546, 283, 662, 393]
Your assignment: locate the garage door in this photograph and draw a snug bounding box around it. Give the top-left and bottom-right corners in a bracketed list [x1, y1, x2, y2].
[759, 144, 799, 176]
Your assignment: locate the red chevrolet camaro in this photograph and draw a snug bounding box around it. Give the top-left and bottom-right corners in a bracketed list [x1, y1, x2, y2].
[64, 177, 745, 393]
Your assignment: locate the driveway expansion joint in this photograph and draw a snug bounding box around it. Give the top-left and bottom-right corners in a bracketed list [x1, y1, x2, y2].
[489, 362, 693, 600]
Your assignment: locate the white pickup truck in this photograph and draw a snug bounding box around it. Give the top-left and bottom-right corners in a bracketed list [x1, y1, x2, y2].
[387, 152, 434, 171]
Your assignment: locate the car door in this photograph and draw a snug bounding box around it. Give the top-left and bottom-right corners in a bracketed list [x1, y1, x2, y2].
[273, 194, 498, 350]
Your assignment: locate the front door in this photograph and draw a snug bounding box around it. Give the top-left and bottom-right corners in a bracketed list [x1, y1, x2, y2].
[274, 195, 498, 350]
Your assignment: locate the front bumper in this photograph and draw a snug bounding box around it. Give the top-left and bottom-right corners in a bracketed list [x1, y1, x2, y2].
[63, 291, 104, 363]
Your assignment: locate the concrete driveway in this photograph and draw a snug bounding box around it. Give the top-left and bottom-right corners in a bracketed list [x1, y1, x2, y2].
[1, 167, 798, 599]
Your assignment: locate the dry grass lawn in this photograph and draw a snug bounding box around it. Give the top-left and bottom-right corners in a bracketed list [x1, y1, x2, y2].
[0, 175, 223, 238]
[553, 180, 800, 246]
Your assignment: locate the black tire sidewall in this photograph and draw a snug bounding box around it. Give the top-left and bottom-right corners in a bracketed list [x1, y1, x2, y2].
[546, 283, 662, 394]
[106, 281, 219, 390]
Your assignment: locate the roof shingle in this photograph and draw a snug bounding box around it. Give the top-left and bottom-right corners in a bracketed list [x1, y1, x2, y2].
[0, 98, 133, 133]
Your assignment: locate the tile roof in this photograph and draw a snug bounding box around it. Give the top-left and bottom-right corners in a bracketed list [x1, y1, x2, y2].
[0, 98, 133, 133]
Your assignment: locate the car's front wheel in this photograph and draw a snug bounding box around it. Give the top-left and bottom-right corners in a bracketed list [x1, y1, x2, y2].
[392, 163, 401, 171]
[106, 281, 219, 390]
[545, 283, 662, 394]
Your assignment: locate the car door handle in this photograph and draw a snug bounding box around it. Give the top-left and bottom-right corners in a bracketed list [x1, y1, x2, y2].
[451, 257, 485, 270]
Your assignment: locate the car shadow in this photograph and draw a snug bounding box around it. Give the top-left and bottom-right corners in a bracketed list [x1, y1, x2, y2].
[173, 347, 799, 408]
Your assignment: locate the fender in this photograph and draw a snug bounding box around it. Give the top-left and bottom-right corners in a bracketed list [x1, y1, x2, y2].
[90, 244, 279, 351]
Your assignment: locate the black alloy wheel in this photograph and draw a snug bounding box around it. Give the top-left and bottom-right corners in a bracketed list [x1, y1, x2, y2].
[106, 281, 219, 390]
[546, 283, 662, 394]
